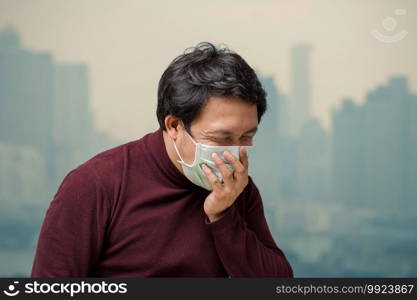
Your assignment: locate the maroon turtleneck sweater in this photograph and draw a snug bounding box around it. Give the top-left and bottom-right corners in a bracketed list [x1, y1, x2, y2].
[31, 128, 293, 277]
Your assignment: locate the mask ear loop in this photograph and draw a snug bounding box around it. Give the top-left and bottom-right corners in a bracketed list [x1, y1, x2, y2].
[172, 139, 186, 164]
[183, 127, 197, 146]
[172, 125, 198, 167]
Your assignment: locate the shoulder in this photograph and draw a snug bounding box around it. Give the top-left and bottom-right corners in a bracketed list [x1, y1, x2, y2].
[85, 140, 137, 175]
[56, 139, 140, 200]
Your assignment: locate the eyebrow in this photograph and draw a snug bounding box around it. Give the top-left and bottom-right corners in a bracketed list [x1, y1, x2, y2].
[206, 127, 258, 136]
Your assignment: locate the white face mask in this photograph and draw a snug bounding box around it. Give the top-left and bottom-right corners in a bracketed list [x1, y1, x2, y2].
[172, 127, 250, 191]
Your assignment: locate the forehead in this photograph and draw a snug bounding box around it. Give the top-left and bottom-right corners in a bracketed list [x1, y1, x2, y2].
[191, 96, 258, 134]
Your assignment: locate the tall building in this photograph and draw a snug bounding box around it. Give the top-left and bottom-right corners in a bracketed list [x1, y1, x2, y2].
[295, 118, 330, 203]
[331, 76, 417, 217]
[250, 74, 283, 233]
[331, 99, 367, 208]
[0, 26, 120, 190]
[0, 27, 56, 181]
[289, 44, 312, 137]
[53, 63, 95, 184]
[362, 76, 417, 217]
[0, 142, 49, 209]
[251, 74, 281, 194]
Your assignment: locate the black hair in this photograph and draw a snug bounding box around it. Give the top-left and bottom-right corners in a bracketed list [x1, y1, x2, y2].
[156, 42, 267, 131]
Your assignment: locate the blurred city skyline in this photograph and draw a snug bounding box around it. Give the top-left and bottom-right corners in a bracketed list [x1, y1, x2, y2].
[1, 0, 416, 278]
[1, 0, 416, 140]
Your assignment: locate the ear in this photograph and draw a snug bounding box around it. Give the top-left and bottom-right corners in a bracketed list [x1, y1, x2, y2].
[164, 115, 181, 139]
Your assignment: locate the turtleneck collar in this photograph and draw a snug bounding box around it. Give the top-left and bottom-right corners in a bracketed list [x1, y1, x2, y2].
[148, 127, 206, 191]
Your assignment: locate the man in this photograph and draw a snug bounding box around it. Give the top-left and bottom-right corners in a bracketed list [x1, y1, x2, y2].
[31, 42, 293, 277]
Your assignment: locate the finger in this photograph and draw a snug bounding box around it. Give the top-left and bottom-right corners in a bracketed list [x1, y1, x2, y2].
[239, 146, 249, 170]
[201, 163, 221, 189]
[211, 153, 233, 185]
[223, 150, 245, 176]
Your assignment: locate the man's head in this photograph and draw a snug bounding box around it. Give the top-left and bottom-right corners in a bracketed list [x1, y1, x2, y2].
[157, 42, 267, 166]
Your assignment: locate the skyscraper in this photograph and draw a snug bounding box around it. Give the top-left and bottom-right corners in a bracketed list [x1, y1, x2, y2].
[331, 76, 417, 217]
[289, 44, 312, 137]
[251, 74, 282, 199]
[0, 27, 56, 181]
[331, 99, 366, 207]
[53, 63, 95, 185]
[362, 76, 417, 217]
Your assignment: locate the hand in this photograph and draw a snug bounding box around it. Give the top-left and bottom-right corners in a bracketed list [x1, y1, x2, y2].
[202, 146, 249, 222]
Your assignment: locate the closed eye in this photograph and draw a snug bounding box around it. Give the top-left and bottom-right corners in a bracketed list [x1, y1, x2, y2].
[241, 136, 253, 140]
[206, 136, 232, 145]
[208, 135, 254, 145]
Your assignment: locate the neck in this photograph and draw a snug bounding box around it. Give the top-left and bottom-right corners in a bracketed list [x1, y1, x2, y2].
[162, 129, 185, 175]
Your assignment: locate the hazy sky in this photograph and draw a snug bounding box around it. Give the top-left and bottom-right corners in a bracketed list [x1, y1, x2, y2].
[1, 0, 416, 141]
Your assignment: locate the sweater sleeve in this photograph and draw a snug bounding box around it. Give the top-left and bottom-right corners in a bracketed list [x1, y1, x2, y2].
[31, 164, 110, 277]
[204, 177, 293, 278]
